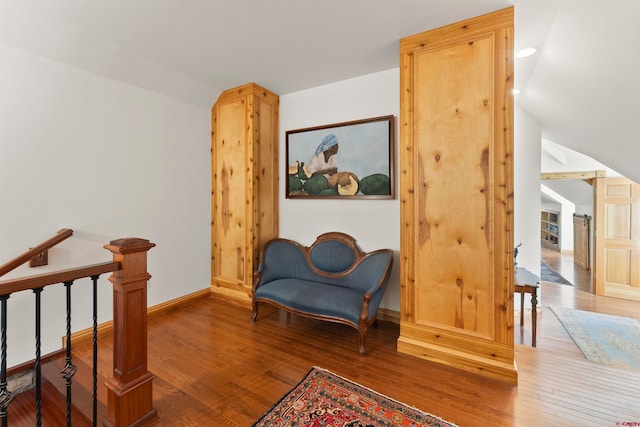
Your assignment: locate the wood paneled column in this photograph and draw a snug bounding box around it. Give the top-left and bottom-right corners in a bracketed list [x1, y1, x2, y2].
[210, 83, 279, 302]
[398, 8, 517, 383]
[103, 238, 157, 427]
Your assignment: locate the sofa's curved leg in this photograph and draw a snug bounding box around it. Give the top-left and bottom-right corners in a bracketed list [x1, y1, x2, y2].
[359, 327, 367, 356]
[251, 301, 258, 322]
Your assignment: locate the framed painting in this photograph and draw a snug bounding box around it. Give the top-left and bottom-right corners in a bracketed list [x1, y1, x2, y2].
[285, 115, 395, 199]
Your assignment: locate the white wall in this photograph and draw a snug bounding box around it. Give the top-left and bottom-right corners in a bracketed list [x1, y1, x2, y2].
[279, 69, 401, 310]
[0, 45, 211, 366]
[514, 106, 542, 274]
[514, 106, 543, 309]
[542, 138, 622, 177]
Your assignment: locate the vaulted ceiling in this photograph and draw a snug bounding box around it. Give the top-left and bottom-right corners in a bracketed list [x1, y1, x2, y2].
[2, 0, 638, 183]
[517, 0, 640, 184]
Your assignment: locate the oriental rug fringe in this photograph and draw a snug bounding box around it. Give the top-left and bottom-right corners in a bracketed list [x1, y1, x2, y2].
[253, 366, 457, 427]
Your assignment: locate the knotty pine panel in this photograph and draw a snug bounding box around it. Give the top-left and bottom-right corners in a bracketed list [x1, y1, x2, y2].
[254, 99, 279, 266]
[413, 34, 495, 337]
[211, 83, 279, 300]
[398, 7, 516, 383]
[213, 99, 248, 285]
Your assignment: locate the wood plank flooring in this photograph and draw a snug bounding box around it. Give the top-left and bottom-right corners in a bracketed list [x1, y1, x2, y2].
[14, 247, 640, 426]
[65, 253, 640, 427]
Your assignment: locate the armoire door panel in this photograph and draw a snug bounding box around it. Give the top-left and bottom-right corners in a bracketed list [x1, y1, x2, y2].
[213, 100, 248, 283]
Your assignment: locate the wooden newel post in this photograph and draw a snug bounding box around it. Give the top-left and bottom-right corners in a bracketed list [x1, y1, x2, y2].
[103, 238, 158, 427]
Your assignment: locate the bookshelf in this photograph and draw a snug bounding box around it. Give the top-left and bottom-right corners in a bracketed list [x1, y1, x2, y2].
[541, 210, 560, 250]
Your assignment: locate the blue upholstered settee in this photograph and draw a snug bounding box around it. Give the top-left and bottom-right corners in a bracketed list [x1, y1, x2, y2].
[251, 232, 393, 355]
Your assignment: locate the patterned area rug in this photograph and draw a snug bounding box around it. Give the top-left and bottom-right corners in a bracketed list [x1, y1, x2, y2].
[540, 261, 573, 285]
[253, 367, 457, 427]
[550, 306, 640, 370]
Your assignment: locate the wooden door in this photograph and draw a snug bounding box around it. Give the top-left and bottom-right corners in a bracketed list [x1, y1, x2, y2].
[573, 214, 590, 270]
[594, 177, 640, 300]
[398, 7, 516, 383]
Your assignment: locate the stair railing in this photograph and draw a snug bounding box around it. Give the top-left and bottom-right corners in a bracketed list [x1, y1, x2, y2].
[0, 228, 73, 278]
[0, 231, 157, 427]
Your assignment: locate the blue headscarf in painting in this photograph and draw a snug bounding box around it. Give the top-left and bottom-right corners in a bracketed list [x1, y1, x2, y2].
[314, 134, 338, 156]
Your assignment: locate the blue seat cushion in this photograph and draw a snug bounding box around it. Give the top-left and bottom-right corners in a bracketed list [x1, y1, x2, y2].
[254, 279, 364, 325]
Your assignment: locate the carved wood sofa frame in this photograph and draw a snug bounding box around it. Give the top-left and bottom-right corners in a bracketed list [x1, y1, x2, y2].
[251, 232, 393, 355]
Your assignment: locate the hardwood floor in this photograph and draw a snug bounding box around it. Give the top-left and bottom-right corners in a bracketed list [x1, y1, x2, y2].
[515, 247, 640, 350]
[540, 247, 640, 321]
[63, 268, 640, 427]
[12, 249, 640, 426]
[541, 247, 593, 294]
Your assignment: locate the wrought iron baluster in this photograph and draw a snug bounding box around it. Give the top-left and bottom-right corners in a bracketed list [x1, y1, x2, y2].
[0, 295, 12, 427]
[33, 288, 44, 427]
[91, 275, 99, 426]
[61, 281, 76, 427]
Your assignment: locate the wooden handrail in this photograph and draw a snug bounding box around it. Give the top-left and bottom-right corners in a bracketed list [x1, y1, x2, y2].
[0, 261, 120, 296]
[0, 228, 74, 278]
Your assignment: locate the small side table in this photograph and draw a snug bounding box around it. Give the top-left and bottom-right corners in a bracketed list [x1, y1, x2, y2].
[514, 267, 540, 347]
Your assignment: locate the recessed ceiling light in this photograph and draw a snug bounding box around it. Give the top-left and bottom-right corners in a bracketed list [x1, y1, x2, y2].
[512, 88, 521, 95]
[516, 47, 537, 58]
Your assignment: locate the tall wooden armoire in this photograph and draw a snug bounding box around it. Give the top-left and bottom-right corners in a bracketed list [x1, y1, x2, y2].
[397, 8, 517, 383]
[211, 83, 279, 301]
